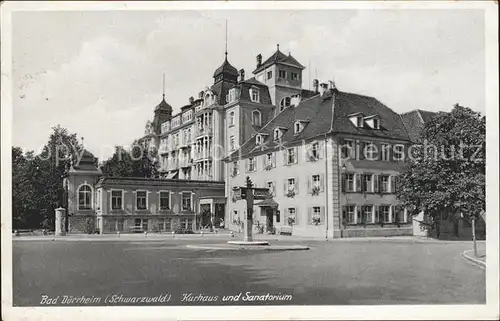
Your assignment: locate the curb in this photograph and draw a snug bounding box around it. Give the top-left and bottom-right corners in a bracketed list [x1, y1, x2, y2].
[186, 244, 310, 251]
[461, 250, 486, 269]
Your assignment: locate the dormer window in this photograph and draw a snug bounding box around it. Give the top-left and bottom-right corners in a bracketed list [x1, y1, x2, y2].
[256, 134, 263, 145]
[274, 128, 284, 140]
[227, 88, 240, 104]
[364, 115, 380, 129]
[252, 110, 262, 126]
[250, 87, 260, 103]
[294, 122, 302, 134]
[357, 116, 363, 127]
[348, 113, 365, 128]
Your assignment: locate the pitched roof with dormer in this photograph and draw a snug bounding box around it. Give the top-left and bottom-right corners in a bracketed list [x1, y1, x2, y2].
[253, 49, 305, 74]
[226, 77, 273, 105]
[225, 89, 411, 160]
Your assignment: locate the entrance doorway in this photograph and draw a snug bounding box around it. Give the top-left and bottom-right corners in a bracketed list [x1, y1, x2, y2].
[266, 208, 274, 232]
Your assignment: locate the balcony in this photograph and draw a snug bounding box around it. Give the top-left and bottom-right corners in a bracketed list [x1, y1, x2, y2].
[195, 126, 213, 138]
[194, 150, 213, 161]
[179, 139, 193, 149]
[179, 158, 194, 168]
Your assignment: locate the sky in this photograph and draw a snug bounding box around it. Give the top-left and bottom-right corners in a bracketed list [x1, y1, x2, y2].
[12, 9, 485, 161]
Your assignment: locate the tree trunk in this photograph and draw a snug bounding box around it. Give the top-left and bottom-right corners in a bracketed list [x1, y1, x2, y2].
[472, 216, 478, 257]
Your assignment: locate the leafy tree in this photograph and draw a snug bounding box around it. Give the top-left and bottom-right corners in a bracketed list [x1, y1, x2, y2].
[12, 125, 84, 229]
[397, 104, 485, 237]
[101, 141, 159, 178]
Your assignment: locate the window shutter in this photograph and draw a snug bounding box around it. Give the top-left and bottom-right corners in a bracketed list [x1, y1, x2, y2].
[295, 177, 299, 194]
[308, 207, 313, 224]
[272, 153, 276, 167]
[356, 174, 362, 192]
[295, 207, 299, 225]
[283, 179, 288, 195]
[294, 147, 299, 164]
[373, 174, 379, 193]
[357, 206, 362, 223]
[391, 176, 396, 193]
[307, 177, 312, 194]
[319, 140, 325, 159]
[375, 205, 380, 223]
[272, 181, 276, 196]
[320, 174, 325, 192]
[305, 145, 311, 162]
[394, 175, 399, 193]
[342, 206, 347, 223]
[320, 206, 325, 224]
[357, 141, 363, 160]
[341, 173, 346, 192]
[283, 149, 288, 165]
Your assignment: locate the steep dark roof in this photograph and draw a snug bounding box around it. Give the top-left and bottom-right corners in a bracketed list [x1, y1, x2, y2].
[227, 77, 273, 105]
[253, 50, 305, 74]
[400, 109, 437, 143]
[73, 150, 99, 171]
[154, 97, 173, 112]
[226, 89, 411, 160]
[213, 56, 239, 78]
[210, 79, 236, 106]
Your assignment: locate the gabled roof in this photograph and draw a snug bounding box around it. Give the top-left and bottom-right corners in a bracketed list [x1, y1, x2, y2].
[226, 77, 273, 105]
[253, 49, 305, 74]
[225, 89, 411, 160]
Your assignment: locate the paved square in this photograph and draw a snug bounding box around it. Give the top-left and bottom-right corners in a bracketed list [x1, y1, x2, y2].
[12, 238, 485, 306]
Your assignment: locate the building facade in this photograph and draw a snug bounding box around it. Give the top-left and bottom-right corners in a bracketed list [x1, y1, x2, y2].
[66, 151, 225, 234]
[225, 79, 414, 238]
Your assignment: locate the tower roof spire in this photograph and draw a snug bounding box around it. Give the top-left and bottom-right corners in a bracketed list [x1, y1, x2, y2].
[225, 19, 228, 59]
[162, 73, 165, 99]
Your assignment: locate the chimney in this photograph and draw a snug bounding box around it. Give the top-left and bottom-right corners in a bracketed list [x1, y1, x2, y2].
[319, 83, 328, 96]
[256, 54, 262, 68]
[313, 79, 319, 93]
[239, 69, 245, 82]
[189, 96, 195, 105]
[198, 91, 204, 99]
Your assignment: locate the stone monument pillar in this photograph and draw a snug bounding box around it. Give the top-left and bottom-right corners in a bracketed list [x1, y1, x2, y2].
[244, 177, 254, 242]
[55, 207, 66, 236]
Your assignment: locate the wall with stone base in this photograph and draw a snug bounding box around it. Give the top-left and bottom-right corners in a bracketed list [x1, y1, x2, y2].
[69, 215, 96, 234]
[341, 226, 413, 238]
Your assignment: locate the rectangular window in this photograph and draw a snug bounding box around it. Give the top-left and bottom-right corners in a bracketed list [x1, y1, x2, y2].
[380, 205, 390, 223]
[380, 175, 390, 193]
[287, 148, 296, 165]
[394, 145, 405, 162]
[266, 181, 275, 196]
[136, 191, 147, 210]
[363, 174, 373, 193]
[311, 142, 319, 159]
[232, 161, 239, 176]
[111, 190, 122, 210]
[248, 157, 256, 172]
[266, 153, 274, 167]
[346, 173, 355, 192]
[394, 206, 405, 223]
[267, 71, 272, 80]
[279, 70, 287, 78]
[159, 191, 170, 210]
[362, 205, 373, 223]
[165, 219, 171, 231]
[312, 175, 321, 188]
[230, 136, 235, 151]
[291, 72, 298, 80]
[251, 88, 260, 102]
[142, 219, 149, 231]
[187, 219, 193, 230]
[343, 205, 356, 224]
[287, 178, 296, 191]
[381, 144, 390, 161]
[364, 142, 377, 160]
[343, 139, 355, 159]
[182, 192, 192, 211]
[158, 218, 165, 231]
[287, 208, 297, 225]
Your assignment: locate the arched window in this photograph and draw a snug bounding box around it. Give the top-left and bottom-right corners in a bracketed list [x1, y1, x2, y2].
[229, 111, 235, 126]
[280, 97, 291, 111]
[252, 110, 261, 126]
[78, 185, 92, 210]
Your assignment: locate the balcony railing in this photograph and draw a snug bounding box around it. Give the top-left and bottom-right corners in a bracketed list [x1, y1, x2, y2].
[276, 77, 301, 87]
[194, 150, 213, 161]
[195, 126, 213, 138]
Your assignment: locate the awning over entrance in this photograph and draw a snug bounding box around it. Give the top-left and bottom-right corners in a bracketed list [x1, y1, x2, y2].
[166, 171, 179, 179]
[254, 198, 278, 208]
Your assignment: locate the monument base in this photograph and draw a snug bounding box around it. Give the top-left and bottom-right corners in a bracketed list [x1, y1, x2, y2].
[227, 240, 270, 246]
